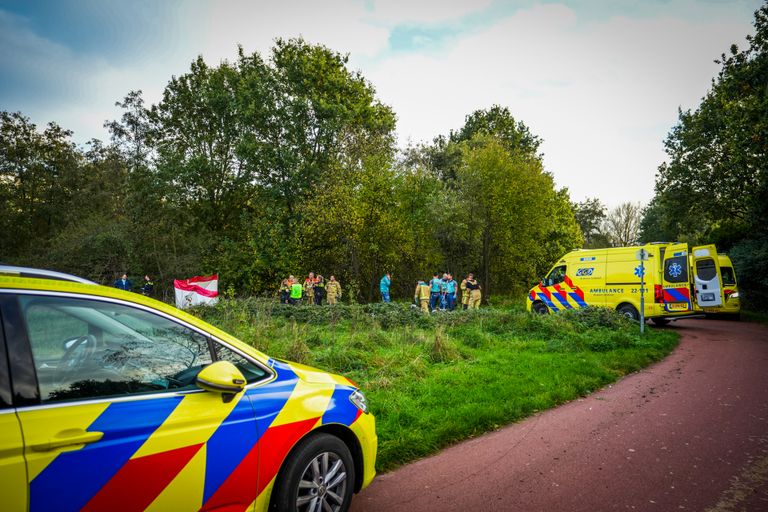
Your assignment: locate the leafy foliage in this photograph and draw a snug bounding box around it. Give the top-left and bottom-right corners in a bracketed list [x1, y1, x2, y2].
[639, 4, 768, 309]
[573, 197, 611, 248]
[3, 42, 581, 303]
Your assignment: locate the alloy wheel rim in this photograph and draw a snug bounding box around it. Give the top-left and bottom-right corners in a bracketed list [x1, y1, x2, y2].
[296, 451, 347, 512]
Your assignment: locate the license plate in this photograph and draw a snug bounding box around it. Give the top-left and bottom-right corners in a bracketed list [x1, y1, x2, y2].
[667, 302, 689, 311]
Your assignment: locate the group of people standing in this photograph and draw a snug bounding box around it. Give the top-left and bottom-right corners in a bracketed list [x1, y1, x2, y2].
[279, 272, 342, 305]
[413, 272, 482, 313]
[278, 270, 481, 311]
[113, 273, 154, 296]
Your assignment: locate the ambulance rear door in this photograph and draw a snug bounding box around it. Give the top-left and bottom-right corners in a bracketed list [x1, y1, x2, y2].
[692, 244, 723, 307]
[661, 243, 692, 313]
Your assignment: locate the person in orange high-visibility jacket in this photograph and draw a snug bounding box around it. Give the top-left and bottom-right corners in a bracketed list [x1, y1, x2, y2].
[414, 280, 431, 313]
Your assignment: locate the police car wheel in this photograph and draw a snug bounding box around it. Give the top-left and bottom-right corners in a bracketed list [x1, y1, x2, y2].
[271, 433, 355, 512]
[617, 304, 639, 321]
[532, 302, 549, 315]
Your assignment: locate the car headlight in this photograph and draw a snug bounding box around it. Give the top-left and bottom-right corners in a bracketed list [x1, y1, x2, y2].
[349, 389, 369, 414]
[730, 292, 739, 299]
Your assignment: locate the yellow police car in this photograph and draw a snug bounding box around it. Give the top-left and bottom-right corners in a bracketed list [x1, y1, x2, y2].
[0, 266, 376, 512]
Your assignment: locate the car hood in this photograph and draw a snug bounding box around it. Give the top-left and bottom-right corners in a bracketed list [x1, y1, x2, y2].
[282, 360, 356, 387]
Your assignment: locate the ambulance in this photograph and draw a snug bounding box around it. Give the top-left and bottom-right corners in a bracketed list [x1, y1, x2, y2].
[526, 242, 736, 324]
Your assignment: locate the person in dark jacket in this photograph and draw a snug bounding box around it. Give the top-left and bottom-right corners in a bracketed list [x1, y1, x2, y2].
[114, 274, 132, 291]
[141, 275, 154, 296]
[314, 275, 326, 305]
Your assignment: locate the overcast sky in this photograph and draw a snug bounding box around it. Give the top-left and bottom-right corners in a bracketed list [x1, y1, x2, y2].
[0, 0, 761, 207]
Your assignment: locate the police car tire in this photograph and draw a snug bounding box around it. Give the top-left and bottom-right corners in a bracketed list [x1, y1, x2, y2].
[271, 433, 355, 512]
[532, 302, 549, 315]
[617, 304, 640, 321]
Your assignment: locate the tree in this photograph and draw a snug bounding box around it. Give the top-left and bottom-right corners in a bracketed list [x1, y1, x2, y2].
[643, 4, 768, 308]
[418, 106, 542, 185]
[604, 202, 643, 247]
[299, 152, 413, 302]
[454, 135, 581, 299]
[0, 112, 82, 261]
[573, 198, 610, 248]
[452, 105, 542, 157]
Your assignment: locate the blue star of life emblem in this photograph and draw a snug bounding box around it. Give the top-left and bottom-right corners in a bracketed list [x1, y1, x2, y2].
[669, 262, 683, 278]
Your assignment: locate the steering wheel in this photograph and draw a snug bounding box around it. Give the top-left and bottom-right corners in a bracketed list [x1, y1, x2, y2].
[57, 334, 99, 382]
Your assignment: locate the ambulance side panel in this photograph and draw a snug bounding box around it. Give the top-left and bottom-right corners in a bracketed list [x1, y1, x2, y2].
[603, 248, 644, 311]
[567, 253, 607, 308]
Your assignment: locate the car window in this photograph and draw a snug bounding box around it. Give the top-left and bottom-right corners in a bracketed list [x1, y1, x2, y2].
[213, 342, 269, 383]
[546, 265, 567, 286]
[720, 266, 736, 286]
[695, 258, 717, 282]
[19, 295, 213, 404]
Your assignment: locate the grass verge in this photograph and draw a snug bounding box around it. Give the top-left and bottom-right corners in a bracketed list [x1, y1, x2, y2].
[194, 299, 679, 472]
[742, 310, 768, 325]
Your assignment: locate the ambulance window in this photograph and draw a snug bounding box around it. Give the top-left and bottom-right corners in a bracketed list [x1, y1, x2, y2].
[721, 266, 736, 286]
[546, 265, 567, 286]
[695, 259, 717, 282]
[664, 256, 688, 283]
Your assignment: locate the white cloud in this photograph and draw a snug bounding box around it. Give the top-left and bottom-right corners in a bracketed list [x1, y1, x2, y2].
[365, 3, 752, 207]
[366, 0, 494, 25]
[184, 0, 390, 64]
[0, 1, 759, 209]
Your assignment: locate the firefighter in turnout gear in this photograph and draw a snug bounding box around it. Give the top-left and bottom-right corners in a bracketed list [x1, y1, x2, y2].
[414, 280, 431, 313]
[326, 276, 342, 305]
[460, 275, 470, 310]
[303, 272, 316, 305]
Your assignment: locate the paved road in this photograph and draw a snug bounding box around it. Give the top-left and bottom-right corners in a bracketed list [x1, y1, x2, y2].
[351, 319, 768, 512]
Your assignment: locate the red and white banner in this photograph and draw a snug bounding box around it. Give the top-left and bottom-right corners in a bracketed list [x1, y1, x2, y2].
[174, 274, 219, 309]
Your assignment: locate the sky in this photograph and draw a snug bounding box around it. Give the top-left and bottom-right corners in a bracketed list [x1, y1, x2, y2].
[0, 0, 762, 207]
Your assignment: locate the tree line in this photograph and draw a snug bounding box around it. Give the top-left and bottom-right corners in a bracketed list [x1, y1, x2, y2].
[1, 39, 581, 302]
[4, 2, 765, 310]
[639, 3, 768, 310]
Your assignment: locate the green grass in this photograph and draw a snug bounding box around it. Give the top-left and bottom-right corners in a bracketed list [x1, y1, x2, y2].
[742, 309, 768, 325]
[193, 299, 679, 472]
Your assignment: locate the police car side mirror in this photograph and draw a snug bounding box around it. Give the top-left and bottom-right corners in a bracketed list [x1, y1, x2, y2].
[197, 361, 246, 403]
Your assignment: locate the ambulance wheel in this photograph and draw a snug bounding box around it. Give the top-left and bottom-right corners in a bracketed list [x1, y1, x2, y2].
[617, 304, 639, 321]
[651, 318, 670, 326]
[532, 302, 549, 315]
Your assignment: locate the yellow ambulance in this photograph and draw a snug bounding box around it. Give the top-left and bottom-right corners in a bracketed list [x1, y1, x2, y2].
[527, 242, 731, 324]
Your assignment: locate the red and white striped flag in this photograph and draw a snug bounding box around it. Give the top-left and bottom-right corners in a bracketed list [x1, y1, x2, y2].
[174, 274, 219, 309]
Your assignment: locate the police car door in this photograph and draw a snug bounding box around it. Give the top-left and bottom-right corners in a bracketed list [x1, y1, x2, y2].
[0, 297, 27, 511]
[661, 243, 692, 312]
[692, 245, 723, 307]
[7, 294, 260, 512]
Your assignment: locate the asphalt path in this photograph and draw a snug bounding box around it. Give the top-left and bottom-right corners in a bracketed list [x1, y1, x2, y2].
[351, 319, 768, 512]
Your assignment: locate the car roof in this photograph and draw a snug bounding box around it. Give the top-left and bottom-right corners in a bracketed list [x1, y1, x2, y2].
[0, 265, 96, 284]
[0, 269, 271, 365]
